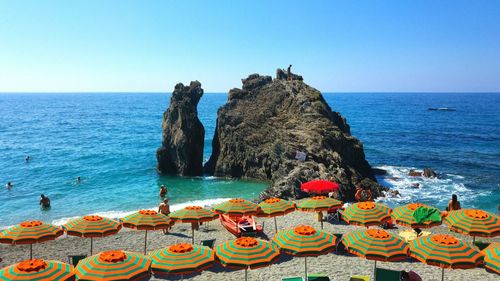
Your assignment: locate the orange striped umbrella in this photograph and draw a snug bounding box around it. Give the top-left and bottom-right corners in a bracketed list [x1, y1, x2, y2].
[149, 243, 214, 277]
[257, 198, 296, 233]
[169, 206, 218, 244]
[62, 215, 122, 255]
[75, 250, 151, 281]
[409, 234, 482, 281]
[215, 237, 279, 281]
[444, 209, 500, 242]
[273, 225, 336, 279]
[342, 202, 392, 227]
[297, 196, 343, 229]
[482, 243, 500, 275]
[342, 229, 409, 279]
[212, 198, 260, 216]
[0, 259, 75, 281]
[0, 220, 63, 259]
[120, 210, 172, 254]
[392, 203, 442, 228]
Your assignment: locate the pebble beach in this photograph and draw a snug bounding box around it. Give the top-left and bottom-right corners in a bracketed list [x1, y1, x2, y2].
[1, 206, 498, 281]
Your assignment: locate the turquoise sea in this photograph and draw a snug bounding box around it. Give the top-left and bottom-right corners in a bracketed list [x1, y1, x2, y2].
[0, 92, 499, 227]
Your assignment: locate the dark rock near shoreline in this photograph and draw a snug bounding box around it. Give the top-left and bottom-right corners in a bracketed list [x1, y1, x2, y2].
[423, 168, 437, 178]
[205, 71, 385, 201]
[372, 168, 387, 175]
[156, 81, 204, 176]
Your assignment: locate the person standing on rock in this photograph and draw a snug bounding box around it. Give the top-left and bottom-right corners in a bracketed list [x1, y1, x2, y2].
[287, 64, 292, 80]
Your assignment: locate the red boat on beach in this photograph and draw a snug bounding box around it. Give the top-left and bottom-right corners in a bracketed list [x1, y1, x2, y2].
[220, 214, 263, 237]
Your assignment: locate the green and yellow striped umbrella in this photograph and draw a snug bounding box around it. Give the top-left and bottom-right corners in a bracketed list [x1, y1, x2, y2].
[121, 210, 172, 254]
[170, 206, 218, 244]
[149, 243, 214, 276]
[63, 215, 122, 255]
[297, 196, 342, 229]
[273, 225, 336, 279]
[342, 202, 392, 227]
[215, 237, 279, 281]
[257, 198, 296, 233]
[342, 229, 408, 279]
[392, 203, 442, 228]
[212, 198, 260, 216]
[444, 209, 500, 241]
[409, 234, 482, 281]
[0, 259, 74, 281]
[482, 243, 500, 275]
[75, 250, 151, 281]
[0, 221, 63, 259]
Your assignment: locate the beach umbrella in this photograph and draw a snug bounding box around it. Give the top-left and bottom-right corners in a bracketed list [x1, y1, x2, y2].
[342, 202, 392, 228]
[273, 225, 336, 280]
[169, 206, 218, 244]
[0, 259, 75, 281]
[444, 209, 500, 242]
[75, 250, 151, 281]
[212, 198, 260, 216]
[215, 237, 279, 281]
[482, 243, 500, 275]
[300, 180, 339, 194]
[149, 243, 214, 277]
[297, 196, 342, 229]
[256, 198, 295, 233]
[63, 215, 122, 255]
[0, 220, 63, 259]
[392, 203, 442, 229]
[409, 234, 482, 281]
[342, 229, 409, 279]
[120, 210, 172, 254]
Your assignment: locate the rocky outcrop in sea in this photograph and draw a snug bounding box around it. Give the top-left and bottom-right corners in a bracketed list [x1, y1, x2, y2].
[204, 70, 385, 201]
[156, 81, 205, 176]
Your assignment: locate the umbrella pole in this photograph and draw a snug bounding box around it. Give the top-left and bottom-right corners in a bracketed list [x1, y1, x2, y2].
[30, 244, 33, 259]
[373, 260, 377, 280]
[245, 267, 248, 281]
[90, 237, 93, 255]
[304, 257, 308, 280]
[274, 217, 278, 233]
[192, 228, 195, 244]
[441, 267, 444, 281]
[144, 230, 148, 255]
[473, 236, 476, 243]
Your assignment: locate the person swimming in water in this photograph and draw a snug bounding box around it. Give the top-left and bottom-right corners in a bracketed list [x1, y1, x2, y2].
[5, 182, 13, 189]
[76, 176, 81, 183]
[159, 185, 167, 197]
[39, 194, 51, 208]
[25, 155, 30, 162]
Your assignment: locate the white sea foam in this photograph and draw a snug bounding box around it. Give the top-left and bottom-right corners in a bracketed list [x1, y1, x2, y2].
[50, 197, 231, 227]
[374, 165, 488, 208]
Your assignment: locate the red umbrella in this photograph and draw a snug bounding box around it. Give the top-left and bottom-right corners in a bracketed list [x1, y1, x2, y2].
[301, 180, 339, 194]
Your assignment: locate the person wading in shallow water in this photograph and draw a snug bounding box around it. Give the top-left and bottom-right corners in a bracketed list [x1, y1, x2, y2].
[159, 184, 167, 198]
[287, 64, 292, 80]
[40, 194, 50, 208]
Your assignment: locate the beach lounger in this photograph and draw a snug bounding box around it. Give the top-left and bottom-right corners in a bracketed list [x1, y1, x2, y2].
[375, 267, 400, 281]
[200, 239, 216, 249]
[281, 277, 304, 281]
[349, 276, 369, 281]
[307, 273, 330, 280]
[68, 255, 87, 266]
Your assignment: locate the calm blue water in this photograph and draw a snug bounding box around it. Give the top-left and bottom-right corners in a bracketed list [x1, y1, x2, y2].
[0, 93, 498, 227]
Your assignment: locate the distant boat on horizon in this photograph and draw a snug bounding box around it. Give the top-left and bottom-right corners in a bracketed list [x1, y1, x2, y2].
[428, 107, 456, 111]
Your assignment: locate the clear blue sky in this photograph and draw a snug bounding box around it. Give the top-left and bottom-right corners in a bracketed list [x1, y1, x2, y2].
[1, 0, 499, 92]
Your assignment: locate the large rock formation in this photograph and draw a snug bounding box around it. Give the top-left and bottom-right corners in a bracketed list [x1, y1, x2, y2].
[205, 71, 385, 201]
[156, 81, 204, 176]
